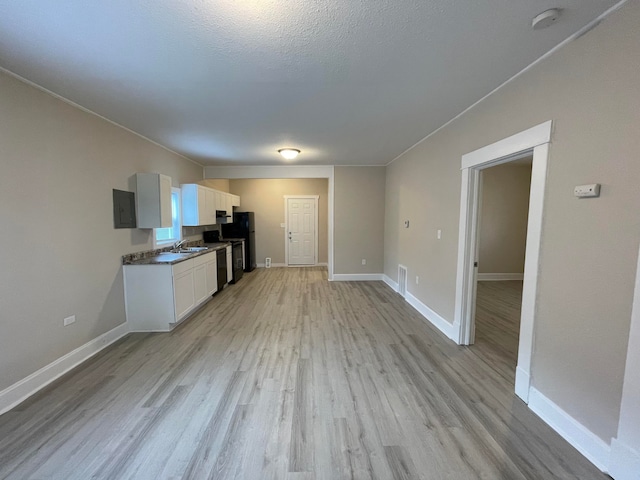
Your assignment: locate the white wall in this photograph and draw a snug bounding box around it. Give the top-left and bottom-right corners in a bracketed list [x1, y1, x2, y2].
[0, 71, 203, 393]
[384, 1, 639, 447]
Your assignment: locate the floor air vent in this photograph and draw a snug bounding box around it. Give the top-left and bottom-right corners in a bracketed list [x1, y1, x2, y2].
[398, 264, 407, 298]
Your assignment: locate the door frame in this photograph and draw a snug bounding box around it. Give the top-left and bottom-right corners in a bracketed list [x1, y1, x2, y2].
[284, 195, 319, 266]
[454, 120, 552, 403]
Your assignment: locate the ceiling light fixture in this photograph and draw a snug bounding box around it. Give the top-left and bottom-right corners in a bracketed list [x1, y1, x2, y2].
[532, 8, 561, 30]
[278, 148, 301, 160]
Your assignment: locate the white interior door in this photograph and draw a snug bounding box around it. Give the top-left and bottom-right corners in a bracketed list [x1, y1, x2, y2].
[287, 197, 317, 265]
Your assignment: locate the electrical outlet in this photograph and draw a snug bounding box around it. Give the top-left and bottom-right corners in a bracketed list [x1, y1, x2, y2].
[63, 315, 76, 327]
[437, 229, 442, 239]
[362, 259, 366, 265]
[280, 223, 285, 228]
[416, 276, 419, 285]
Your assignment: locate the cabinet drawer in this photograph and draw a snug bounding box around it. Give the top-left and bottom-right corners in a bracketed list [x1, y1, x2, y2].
[172, 259, 194, 276]
[193, 251, 215, 268]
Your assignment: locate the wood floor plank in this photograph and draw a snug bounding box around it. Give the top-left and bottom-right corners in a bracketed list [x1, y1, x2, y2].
[0, 269, 608, 479]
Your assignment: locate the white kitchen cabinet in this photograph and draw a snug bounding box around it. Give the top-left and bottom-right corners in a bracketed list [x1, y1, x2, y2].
[225, 193, 233, 215]
[226, 245, 233, 283]
[181, 184, 216, 226]
[124, 250, 220, 332]
[136, 173, 172, 228]
[215, 191, 225, 212]
[231, 194, 240, 208]
[194, 250, 217, 302]
[205, 254, 217, 296]
[193, 263, 208, 306]
[205, 188, 216, 220]
[173, 264, 196, 321]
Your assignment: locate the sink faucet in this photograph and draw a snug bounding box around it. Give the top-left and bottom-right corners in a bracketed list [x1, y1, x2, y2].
[173, 239, 188, 250]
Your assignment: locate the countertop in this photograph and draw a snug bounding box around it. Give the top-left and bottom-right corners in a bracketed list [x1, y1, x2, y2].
[124, 242, 230, 266]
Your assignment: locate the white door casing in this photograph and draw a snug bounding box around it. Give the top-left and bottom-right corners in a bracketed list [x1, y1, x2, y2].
[454, 120, 552, 403]
[285, 195, 319, 266]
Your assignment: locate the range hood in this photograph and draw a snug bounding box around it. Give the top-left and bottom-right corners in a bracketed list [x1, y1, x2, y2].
[216, 210, 231, 224]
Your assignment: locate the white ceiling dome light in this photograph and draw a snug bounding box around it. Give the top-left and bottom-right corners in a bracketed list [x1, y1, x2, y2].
[532, 8, 562, 30]
[278, 148, 301, 160]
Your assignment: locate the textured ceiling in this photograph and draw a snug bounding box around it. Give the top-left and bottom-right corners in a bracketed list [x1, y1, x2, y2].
[0, 0, 622, 166]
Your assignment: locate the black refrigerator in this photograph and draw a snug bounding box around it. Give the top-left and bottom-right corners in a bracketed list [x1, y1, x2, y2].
[222, 212, 256, 271]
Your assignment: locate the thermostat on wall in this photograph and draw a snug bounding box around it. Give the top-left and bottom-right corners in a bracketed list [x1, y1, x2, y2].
[574, 184, 600, 198]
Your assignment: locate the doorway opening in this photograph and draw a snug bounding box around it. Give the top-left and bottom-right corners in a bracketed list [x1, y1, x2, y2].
[284, 195, 319, 266]
[474, 159, 532, 387]
[454, 120, 552, 402]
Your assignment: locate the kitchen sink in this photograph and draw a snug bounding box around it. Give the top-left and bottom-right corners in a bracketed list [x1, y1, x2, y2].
[170, 246, 208, 253]
[154, 252, 192, 262]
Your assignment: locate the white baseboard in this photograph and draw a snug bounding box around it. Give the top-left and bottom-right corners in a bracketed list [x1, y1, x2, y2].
[257, 263, 328, 269]
[332, 273, 384, 281]
[0, 322, 130, 415]
[514, 366, 531, 403]
[609, 438, 640, 480]
[383, 275, 399, 292]
[380, 275, 455, 340]
[477, 273, 524, 281]
[528, 387, 610, 472]
[405, 291, 457, 341]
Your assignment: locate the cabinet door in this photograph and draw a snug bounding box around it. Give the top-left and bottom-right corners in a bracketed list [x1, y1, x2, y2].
[225, 194, 233, 215]
[205, 257, 217, 295]
[159, 174, 173, 228]
[226, 247, 233, 282]
[174, 269, 195, 321]
[231, 194, 240, 207]
[197, 186, 207, 225]
[205, 188, 216, 224]
[136, 173, 172, 228]
[215, 191, 225, 212]
[194, 263, 208, 305]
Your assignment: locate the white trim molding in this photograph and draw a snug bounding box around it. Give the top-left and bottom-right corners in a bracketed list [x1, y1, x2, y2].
[204, 165, 335, 280]
[333, 273, 384, 281]
[608, 241, 640, 479]
[461, 121, 552, 169]
[405, 292, 457, 341]
[0, 322, 130, 415]
[609, 438, 640, 480]
[454, 120, 552, 404]
[383, 275, 399, 292]
[528, 387, 611, 472]
[477, 273, 524, 281]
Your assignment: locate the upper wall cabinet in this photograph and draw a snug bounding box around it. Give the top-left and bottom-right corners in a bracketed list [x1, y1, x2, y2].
[181, 184, 240, 225]
[215, 191, 225, 212]
[181, 184, 216, 226]
[136, 173, 172, 228]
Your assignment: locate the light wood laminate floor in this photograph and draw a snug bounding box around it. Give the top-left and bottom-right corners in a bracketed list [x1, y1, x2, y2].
[0, 268, 608, 479]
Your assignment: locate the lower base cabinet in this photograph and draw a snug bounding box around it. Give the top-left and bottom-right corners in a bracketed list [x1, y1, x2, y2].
[124, 251, 218, 332]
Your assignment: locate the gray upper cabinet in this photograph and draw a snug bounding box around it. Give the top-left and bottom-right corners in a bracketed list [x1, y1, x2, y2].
[136, 173, 172, 228]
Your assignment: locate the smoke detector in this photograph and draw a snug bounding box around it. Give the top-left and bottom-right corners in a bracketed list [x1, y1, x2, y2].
[532, 8, 561, 30]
